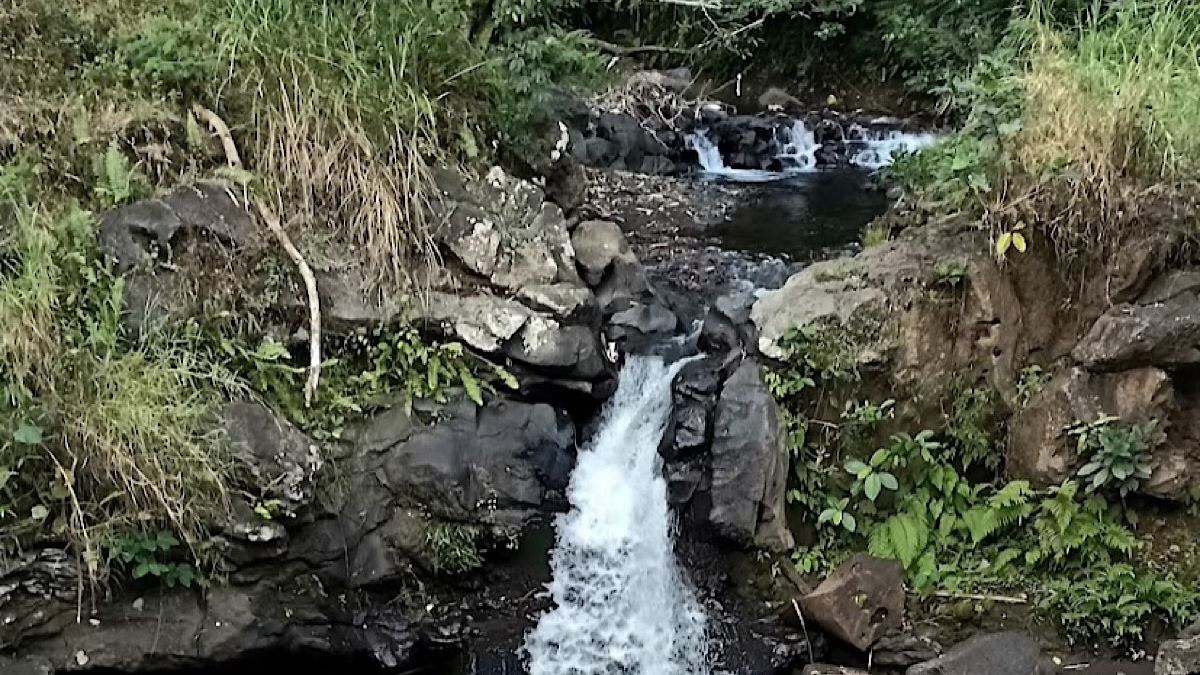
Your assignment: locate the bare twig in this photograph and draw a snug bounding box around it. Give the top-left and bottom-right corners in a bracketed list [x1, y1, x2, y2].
[933, 590, 1028, 604]
[585, 36, 692, 57]
[191, 103, 323, 407]
[791, 598, 815, 665]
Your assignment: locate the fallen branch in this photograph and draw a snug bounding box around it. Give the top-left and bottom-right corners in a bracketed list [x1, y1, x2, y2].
[585, 36, 692, 57]
[932, 590, 1028, 604]
[191, 103, 323, 407]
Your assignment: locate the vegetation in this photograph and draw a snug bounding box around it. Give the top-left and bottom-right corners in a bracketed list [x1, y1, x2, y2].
[767, 320, 1198, 650]
[424, 522, 483, 575]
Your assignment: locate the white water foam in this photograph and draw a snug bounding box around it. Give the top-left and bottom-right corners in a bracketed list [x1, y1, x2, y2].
[524, 355, 710, 675]
[687, 120, 937, 179]
[849, 126, 939, 169]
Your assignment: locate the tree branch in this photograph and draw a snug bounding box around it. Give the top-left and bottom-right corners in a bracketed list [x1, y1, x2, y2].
[585, 36, 692, 57]
[190, 104, 323, 408]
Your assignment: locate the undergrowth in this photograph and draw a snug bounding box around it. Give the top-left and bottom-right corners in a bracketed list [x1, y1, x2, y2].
[768, 319, 1199, 650]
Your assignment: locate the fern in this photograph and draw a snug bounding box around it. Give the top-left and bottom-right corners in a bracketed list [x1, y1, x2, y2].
[92, 142, 146, 207]
[869, 511, 930, 569]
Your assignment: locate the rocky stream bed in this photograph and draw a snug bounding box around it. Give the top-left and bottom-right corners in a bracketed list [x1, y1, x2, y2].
[3, 92, 1200, 675]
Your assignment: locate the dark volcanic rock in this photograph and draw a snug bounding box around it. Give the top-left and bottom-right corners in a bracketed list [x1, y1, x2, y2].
[1158, 634, 1200, 675]
[662, 357, 721, 459]
[380, 399, 576, 527]
[907, 632, 1051, 675]
[799, 554, 903, 651]
[709, 360, 793, 550]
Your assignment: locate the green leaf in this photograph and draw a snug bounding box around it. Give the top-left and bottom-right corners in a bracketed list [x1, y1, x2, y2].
[878, 472, 899, 491]
[996, 232, 1012, 257]
[133, 562, 152, 579]
[843, 513, 857, 533]
[818, 509, 835, 524]
[459, 366, 483, 405]
[845, 460, 869, 476]
[30, 505, 49, 521]
[870, 449, 889, 467]
[865, 473, 882, 501]
[12, 424, 43, 445]
[1012, 232, 1027, 253]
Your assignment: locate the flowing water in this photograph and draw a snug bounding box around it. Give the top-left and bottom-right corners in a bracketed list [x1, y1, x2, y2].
[524, 356, 710, 675]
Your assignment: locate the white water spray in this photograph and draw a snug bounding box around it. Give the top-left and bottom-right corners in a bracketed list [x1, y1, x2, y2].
[524, 356, 710, 675]
[848, 126, 938, 169]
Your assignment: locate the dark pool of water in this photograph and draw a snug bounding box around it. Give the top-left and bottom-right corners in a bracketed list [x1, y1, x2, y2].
[712, 169, 888, 261]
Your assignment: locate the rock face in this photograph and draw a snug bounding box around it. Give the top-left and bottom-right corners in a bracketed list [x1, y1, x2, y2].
[709, 361, 793, 551]
[1073, 292, 1200, 370]
[798, 554, 904, 651]
[907, 632, 1051, 675]
[1007, 367, 1173, 487]
[1157, 634, 1200, 675]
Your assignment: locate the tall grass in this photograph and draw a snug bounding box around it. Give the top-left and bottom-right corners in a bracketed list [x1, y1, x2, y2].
[0, 167, 238, 580]
[999, 0, 1200, 262]
[217, 0, 511, 288]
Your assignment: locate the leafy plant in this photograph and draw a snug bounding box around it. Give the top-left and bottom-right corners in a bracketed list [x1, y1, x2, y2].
[933, 260, 969, 288]
[1044, 564, 1198, 649]
[862, 221, 891, 247]
[111, 530, 197, 588]
[424, 522, 483, 575]
[818, 497, 857, 533]
[91, 142, 147, 208]
[846, 453, 900, 502]
[1069, 416, 1156, 498]
[1016, 365, 1052, 405]
[945, 382, 1003, 471]
[995, 222, 1029, 259]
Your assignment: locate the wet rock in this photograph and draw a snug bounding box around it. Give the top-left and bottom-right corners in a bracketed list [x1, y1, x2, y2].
[709, 360, 793, 550]
[640, 156, 678, 175]
[223, 402, 321, 518]
[609, 301, 679, 336]
[907, 631, 1051, 675]
[873, 632, 944, 668]
[1073, 292, 1200, 370]
[1158, 634, 1200, 675]
[380, 399, 576, 528]
[504, 318, 606, 379]
[595, 253, 651, 314]
[572, 219, 630, 286]
[758, 87, 804, 113]
[663, 357, 721, 459]
[799, 554, 903, 651]
[1007, 367, 1172, 487]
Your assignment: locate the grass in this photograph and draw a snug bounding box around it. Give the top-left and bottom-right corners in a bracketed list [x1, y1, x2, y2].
[0, 165, 240, 581]
[1000, 0, 1200, 262]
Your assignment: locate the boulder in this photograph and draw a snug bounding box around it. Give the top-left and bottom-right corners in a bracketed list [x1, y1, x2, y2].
[420, 292, 534, 352]
[1073, 291, 1200, 370]
[222, 402, 321, 518]
[799, 554, 904, 651]
[1007, 367, 1173, 487]
[380, 399, 576, 528]
[662, 357, 721, 459]
[609, 301, 679, 337]
[518, 283, 597, 321]
[595, 253, 651, 314]
[1158, 634, 1200, 675]
[873, 632, 943, 668]
[431, 167, 580, 291]
[572, 219, 630, 286]
[709, 361, 793, 550]
[907, 632, 1051, 675]
[503, 317, 606, 379]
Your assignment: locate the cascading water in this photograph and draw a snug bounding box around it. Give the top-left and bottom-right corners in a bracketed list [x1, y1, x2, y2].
[848, 126, 938, 169]
[524, 356, 710, 675]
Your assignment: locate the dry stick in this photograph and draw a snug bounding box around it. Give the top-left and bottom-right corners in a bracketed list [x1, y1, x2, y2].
[933, 590, 1028, 604]
[791, 598, 815, 665]
[191, 104, 323, 407]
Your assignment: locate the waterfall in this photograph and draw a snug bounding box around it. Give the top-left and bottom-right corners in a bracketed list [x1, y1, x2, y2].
[685, 131, 787, 183]
[524, 356, 710, 675]
[849, 127, 938, 169]
[776, 120, 818, 171]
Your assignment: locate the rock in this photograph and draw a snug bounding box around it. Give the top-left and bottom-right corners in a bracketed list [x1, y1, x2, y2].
[1158, 634, 1200, 675]
[420, 292, 534, 352]
[907, 632, 1051, 675]
[572, 220, 630, 286]
[1141, 268, 1200, 305]
[380, 399, 576, 528]
[503, 317, 606, 379]
[518, 283, 597, 321]
[223, 402, 321, 518]
[799, 554, 903, 651]
[432, 167, 580, 291]
[802, 667, 870, 675]
[663, 358, 721, 459]
[874, 632, 943, 668]
[639, 155, 678, 175]
[595, 253, 651, 314]
[1007, 367, 1173, 487]
[1073, 292, 1200, 370]
[709, 360, 793, 550]
[609, 301, 679, 336]
[750, 259, 887, 360]
[757, 87, 803, 113]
